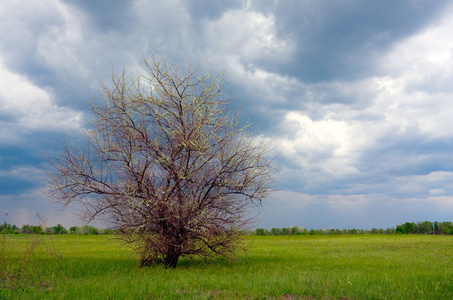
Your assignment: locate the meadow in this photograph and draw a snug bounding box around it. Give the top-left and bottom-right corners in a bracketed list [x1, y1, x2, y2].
[1, 234, 452, 299]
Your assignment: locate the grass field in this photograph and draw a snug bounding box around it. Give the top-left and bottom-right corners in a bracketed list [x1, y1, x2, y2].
[1, 234, 452, 299]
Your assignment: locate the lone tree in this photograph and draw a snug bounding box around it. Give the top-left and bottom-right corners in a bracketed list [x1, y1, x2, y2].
[47, 57, 274, 268]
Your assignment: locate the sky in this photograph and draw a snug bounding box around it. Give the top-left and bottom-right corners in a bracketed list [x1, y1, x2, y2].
[1, 0, 453, 230]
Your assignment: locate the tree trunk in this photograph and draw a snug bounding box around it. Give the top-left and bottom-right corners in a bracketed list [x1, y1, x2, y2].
[164, 252, 180, 268]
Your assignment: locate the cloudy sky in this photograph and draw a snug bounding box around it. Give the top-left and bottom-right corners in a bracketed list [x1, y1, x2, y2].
[2, 0, 453, 230]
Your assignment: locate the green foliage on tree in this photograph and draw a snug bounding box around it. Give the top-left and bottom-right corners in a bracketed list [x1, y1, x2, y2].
[0, 223, 19, 234]
[396, 225, 406, 234]
[254, 221, 452, 236]
[50, 224, 68, 235]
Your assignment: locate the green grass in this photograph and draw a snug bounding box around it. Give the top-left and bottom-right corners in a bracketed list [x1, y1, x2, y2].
[1, 234, 452, 299]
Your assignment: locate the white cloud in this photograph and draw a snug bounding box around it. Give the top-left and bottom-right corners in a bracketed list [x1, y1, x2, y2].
[0, 59, 83, 144]
[382, 10, 453, 77]
[374, 11, 453, 139]
[204, 9, 294, 62]
[34, 1, 92, 78]
[275, 111, 363, 176]
[197, 7, 298, 114]
[263, 7, 453, 197]
[395, 171, 453, 196]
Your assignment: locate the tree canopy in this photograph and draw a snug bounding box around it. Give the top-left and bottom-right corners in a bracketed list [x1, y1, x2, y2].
[47, 57, 274, 268]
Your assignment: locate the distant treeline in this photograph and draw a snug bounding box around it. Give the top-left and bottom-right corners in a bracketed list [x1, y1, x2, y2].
[3, 221, 453, 236]
[0, 223, 118, 235]
[255, 221, 453, 236]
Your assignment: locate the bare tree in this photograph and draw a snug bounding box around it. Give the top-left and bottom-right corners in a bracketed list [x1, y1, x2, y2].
[47, 57, 274, 268]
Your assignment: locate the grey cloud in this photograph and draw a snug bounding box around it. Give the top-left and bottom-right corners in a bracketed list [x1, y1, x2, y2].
[184, 0, 242, 22]
[0, 2, 64, 75]
[60, 0, 135, 32]
[360, 134, 453, 176]
[274, 119, 453, 199]
[252, 0, 451, 82]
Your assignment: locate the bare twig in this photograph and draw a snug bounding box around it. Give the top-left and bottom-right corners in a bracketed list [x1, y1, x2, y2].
[47, 57, 275, 268]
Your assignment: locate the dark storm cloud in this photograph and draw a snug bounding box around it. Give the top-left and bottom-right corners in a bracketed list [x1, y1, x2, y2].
[0, 172, 39, 195]
[253, 0, 451, 82]
[0, 147, 42, 169]
[0, 129, 68, 195]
